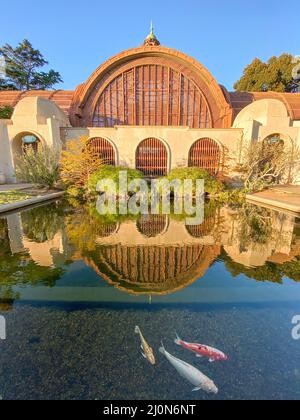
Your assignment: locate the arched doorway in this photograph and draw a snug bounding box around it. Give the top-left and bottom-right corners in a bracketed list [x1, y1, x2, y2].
[189, 138, 221, 175]
[12, 132, 41, 164]
[88, 137, 116, 166]
[136, 138, 168, 177]
[263, 133, 285, 147]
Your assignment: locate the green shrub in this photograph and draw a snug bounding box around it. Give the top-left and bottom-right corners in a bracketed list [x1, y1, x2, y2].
[164, 167, 224, 195]
[66, 186, 84, 199]
[16, 144, 60, 188]
[87, 165, 144, 198]
[0, 105, 13, 119]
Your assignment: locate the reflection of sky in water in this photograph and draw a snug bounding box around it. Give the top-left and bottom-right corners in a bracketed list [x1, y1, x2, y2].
[0, 202, 300, 399]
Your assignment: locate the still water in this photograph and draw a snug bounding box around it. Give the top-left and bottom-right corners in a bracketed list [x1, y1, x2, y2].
[0, 200, 300, 400]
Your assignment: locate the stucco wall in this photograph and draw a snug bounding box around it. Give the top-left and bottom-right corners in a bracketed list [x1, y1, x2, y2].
[1, 95, 300, 184]
[233, 98, 300, 184]
[0, 120, 15, 183]
[63, 126, 243, 174]
[0, 97, 70, 182]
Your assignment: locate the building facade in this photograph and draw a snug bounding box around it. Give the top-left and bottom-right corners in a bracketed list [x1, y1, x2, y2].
[1, 30, 300, 183]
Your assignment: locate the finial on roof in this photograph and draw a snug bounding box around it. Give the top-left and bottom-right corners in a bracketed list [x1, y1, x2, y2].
[143, 22, 160, 46]
[150, 21, 154, 36]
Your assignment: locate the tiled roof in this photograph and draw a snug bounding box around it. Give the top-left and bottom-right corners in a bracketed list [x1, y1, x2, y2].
[0, 90, 74, 118]
[228, 91, 300, 121]
[1, 88, 300, 125]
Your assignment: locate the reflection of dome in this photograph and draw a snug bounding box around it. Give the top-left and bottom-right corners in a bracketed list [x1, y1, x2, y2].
[85, 244, 220, 295]
[136, 215, 169, 238]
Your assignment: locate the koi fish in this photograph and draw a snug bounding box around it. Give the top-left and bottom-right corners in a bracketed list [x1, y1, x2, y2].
[159, 342, 218, 394]
[175, 333, 228, 362]
[135, 326, 156, 365]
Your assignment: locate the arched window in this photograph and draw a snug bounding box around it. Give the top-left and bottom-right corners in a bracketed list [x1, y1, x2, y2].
[136, 138, 168, 177]
[88, 137, 116, 166]
[189, 138, 221, 175]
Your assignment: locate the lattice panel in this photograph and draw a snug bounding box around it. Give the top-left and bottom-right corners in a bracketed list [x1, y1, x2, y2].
[136, 137, 168, 177]
[189, 138, 221, 175]
[88, 137, 116, 166]
[92, 64, 212, 128]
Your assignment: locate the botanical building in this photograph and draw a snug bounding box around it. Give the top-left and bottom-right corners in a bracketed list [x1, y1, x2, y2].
[1, 28, 300, 182]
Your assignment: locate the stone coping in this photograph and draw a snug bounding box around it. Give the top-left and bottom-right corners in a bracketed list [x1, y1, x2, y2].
[246, 192, 300, 216]
[0, 191, 64, 215]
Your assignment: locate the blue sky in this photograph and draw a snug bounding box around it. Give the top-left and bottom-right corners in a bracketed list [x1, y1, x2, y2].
[0, 0, 299, 91]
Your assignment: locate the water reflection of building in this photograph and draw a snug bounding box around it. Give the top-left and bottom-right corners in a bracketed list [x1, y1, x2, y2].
[1, 206, 300, 296]
[85, 244, 221, 295]
[4, 212, 73, 268]
[223, 210, 299, 267]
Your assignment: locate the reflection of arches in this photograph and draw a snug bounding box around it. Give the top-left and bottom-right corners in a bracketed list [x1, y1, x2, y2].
[88, 137, 116, 166]
[94, 223, 119, 238]
[136, 138, 168, 177]
[186, 217, 216, 238]
[186, 206, 218, 238]
[136, 215, 169, 238]
[85, 243, 221, 295]
[189, 138, 221, 175]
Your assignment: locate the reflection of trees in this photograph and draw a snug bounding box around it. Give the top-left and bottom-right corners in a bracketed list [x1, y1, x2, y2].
[21, 202, 65, 243]
[0, 287, 20, 311]
[235, 204, 273, 252]
[0, 221, 65, 292]
[0, 218, 8, 247]
[65, 205, 125, 252]
[222, 250, 300, 283]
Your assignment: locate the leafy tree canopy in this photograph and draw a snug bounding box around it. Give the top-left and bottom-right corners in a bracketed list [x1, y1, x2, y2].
[0, 39, 63, 91]
[0, 105, 13, 119]
[234, 54, 300, 93]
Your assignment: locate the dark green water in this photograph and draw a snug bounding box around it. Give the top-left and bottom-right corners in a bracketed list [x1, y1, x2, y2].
[0, 200, 300, 400]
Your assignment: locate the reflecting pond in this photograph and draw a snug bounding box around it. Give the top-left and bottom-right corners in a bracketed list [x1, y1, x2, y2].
[0, 200, 300, 400]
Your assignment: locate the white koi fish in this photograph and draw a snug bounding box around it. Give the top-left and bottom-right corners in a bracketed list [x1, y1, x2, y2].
[135, 326, 156, 365]
[159, 342, 218, 394]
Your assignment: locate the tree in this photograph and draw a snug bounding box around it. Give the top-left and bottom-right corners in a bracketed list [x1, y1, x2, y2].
[234, 54, 300, 93]
[239, 138, 300, 191]
[0, 39, 62, 90]
[0, 105, 13, 119]
[60, 136, 106, 189]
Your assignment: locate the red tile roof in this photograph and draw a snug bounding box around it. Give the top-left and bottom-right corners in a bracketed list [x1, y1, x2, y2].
[228, 91, 300, 121]
[1, 89, 300, 125]
[0, 90, 74, 118]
